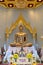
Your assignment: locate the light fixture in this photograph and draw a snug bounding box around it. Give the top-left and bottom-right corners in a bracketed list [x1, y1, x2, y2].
[37, 0, 42, 2]
[0, 0, 4, 2]
[28, 4, 33, 7]
[8, 3, 14, 7]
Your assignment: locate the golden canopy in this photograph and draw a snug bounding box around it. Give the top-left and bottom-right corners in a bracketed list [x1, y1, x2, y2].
[0, 0, 43, 8]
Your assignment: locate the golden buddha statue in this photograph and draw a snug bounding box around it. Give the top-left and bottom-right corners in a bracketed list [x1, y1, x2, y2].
[15, 25, 27, 45]
[10, 24, 32, 47]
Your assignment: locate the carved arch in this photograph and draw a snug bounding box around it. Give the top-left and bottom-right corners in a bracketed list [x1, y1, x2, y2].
[5, 15, 37, 40]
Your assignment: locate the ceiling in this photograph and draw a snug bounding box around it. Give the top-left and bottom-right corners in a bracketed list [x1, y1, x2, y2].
[0, 0, 43, 8]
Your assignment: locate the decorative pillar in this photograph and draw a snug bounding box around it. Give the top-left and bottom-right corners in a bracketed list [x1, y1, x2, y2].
[33, 27, 37, 46]
[5, 32, 9, 51]
[33, 34, 36, 45]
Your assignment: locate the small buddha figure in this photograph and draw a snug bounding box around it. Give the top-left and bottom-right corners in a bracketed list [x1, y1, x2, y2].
[11, 51, 14, 55]
[19, 47, 26, 57]
[15, 49, 19, 55]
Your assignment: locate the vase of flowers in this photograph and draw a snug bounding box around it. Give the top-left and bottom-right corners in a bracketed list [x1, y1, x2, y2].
[26, 53, 32, 62]
[13, 54, 19, 62]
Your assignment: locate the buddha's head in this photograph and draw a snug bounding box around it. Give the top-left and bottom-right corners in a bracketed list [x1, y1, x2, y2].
[19, 24, 23, 32]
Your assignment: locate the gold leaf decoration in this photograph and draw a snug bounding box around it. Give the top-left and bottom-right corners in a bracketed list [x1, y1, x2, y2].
[0, 0, 43, 8]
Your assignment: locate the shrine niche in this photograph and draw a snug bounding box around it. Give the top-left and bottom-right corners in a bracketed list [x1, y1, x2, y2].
[5, 15, 37, 47]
